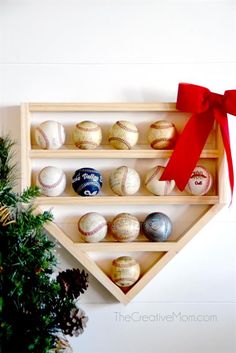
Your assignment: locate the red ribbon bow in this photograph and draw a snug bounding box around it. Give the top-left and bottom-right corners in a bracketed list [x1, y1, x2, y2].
[161, 83, 235, 200]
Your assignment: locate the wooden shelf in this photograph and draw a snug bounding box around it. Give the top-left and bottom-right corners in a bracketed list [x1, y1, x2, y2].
[30, 146, 219, 159]
[36, 195, 219, 205]
[21, 102, 227, 304]
[75, 241, 176, 252]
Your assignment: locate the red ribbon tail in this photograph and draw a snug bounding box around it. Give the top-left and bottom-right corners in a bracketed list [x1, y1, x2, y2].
[160, 111, 215, 190]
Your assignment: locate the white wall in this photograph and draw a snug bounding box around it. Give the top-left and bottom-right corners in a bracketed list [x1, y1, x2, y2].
[1, 1, 236, 352]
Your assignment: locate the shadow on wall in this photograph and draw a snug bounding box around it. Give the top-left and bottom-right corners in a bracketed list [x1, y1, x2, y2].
[0, 106, 21, 191]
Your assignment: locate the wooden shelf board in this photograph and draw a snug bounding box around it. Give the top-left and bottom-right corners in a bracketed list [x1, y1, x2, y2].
[75, 241, 176, 252]
[29, 102, 178, 112]
[30, 146, 219, 159]
[35, 195, 219, 205]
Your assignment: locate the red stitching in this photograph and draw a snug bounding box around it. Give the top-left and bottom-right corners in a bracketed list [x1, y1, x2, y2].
[108, 137, 131, 149]
[116, 121, 138, 133]
[38, 169, 64, 189]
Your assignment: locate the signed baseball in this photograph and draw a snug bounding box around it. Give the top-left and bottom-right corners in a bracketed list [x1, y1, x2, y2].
[145, 165, 175, 196]
[147, 120, 177, 149]
[111, 213, 140, 242]
[35, 120, 65, 149]
[73, 121, 102, 150]
[109, 166, 141, 196]
[78, 212, 108, 242]
[72, 168, 102, 196]
[36, 166, 66, 197]
[111, 256, 140, 287]
[185, 165, 213, 196]
[108, 121, 139, 150]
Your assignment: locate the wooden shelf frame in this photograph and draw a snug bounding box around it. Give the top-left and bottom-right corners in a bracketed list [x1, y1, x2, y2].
[22, 102, 227, 305]
[36, 195, 219, 205]
[30, 147, 219, 159]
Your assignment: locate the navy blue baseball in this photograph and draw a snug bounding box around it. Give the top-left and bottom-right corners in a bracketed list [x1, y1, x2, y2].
[72, 168, 102, 196]
[142, 212, 172, 242]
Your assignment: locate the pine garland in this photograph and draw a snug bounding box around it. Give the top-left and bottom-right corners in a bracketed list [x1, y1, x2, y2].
[0, 137, 89, 353]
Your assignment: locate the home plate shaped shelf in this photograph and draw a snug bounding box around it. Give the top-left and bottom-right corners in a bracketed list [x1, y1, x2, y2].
[21, 102, 227, 305]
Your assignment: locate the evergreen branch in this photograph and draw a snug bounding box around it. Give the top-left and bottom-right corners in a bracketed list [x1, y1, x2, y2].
[0, 136, 16, 189]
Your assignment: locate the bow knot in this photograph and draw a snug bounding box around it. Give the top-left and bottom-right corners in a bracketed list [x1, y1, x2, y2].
[209, 92, 224, 110]
[161, 83, 234, 202]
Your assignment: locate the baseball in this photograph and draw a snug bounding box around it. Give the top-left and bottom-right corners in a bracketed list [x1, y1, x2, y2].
[111, 256, 140, 287]
[147, 120, 177, 149]
[36, 166, 66, 197]
[143, 212, 172, 242]
[108, 121, 139, 150]
[111, 213, 140, 242]
[78, 212, 108, 242]
[35, 120, 65, 149]
[145, 165, 175, 196]
[185, 165, 213, 196]
[73, 121, 102, 150]
[72, 168, 102, 196]
[109, 166, 141, 196]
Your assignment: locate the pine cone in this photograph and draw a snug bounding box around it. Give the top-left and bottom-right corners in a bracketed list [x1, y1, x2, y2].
[57, 269, 89, 299]
[60, 308, 88, 337]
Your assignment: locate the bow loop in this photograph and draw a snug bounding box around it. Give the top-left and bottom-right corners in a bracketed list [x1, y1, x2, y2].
[209, 92, 224, 110]
[176, 83, 210, 113]
[223, 90, 236, 115]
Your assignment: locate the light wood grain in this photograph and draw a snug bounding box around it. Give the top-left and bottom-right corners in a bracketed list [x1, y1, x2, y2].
[30, 147, 219, 159]
[76, 242, 176, 252]
[29, 102, 177, 112]
[21, 103, 32, 191]
[35, 195, 219, 205]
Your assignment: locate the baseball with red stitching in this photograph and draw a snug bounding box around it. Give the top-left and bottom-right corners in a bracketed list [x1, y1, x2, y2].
[73, 120, 102, 150]
[147, 120, 177, 149]
[111, 256, 140, 287]
[108, 120, 139, 150]
[111, 213, 140, 242]
[36, 166, 66, 197]
[145, 165, 175, 196]
[78, 212, 108, 242]
[185, 165, 213, 196]
[35, 120, 65, 149]
[109, 166, 140, 196]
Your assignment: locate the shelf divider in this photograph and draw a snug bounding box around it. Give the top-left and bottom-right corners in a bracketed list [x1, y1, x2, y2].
[36, 195, 219, 205]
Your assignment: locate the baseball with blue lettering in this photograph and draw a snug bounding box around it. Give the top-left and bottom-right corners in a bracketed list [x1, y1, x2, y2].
[72, 168, 103, 196]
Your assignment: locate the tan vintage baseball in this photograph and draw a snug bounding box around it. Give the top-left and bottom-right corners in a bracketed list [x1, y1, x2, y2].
[109, 166, 141, 196]
[145, 165, 175, 196]
[111, 256, 140, 287]
[35, 120, 65, 149]
[108, 120, 139, 150]
[111, 213, 140, 242]
[36, 166, 66, 197]
[78, 212, 108, 243]
[147, 120, 177, 149]
[185, 165, 213, 196]
[73, 121, 102, 150]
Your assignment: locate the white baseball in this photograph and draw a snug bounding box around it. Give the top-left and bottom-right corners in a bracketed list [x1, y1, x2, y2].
[147, 120, 177, 149]
[78, 212, 108, 242]
[109, 166, 141, 196]
[73, 121, 102, 150]
[108, 121, 139, 150]
[185, 165, 213, 196]
[36, 166, 66, 197]
[35, 120, 65, 149]
[111, 213, 140, 242]
[145, 165, 175, 196]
